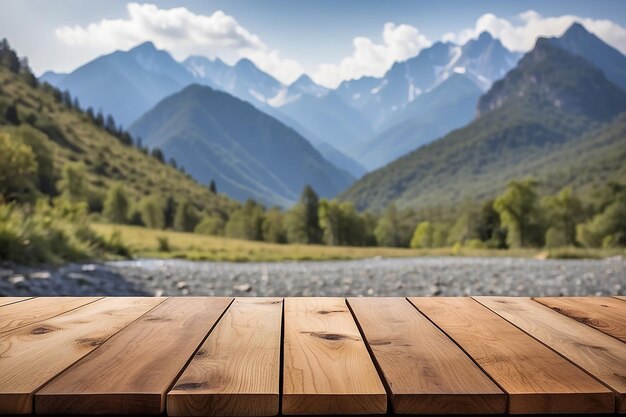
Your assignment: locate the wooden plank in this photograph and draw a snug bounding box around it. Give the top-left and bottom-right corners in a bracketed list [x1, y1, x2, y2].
[534, 297, 626, 342]
[168, 298, 282, 416]
[476, 296, 626, 413]
[348, 297, 505, 414]
[0, 297, 163, 414]
[409, 297, 614, 414]
[614, 296, 626, 301]
[0, 297, 101, 334]
[0, 297, 31, 307]
[282, 297, 386, 415]
[36, 297, 233, 415]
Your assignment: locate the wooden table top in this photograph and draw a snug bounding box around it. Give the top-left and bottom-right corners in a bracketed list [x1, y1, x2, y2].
[0, 296, 624, 415]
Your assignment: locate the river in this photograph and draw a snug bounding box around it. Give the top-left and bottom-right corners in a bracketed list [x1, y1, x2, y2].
[1, 256, 624, 297]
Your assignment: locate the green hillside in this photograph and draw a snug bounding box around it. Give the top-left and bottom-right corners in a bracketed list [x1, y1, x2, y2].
[130, 84, 354, 207]
[342, 40, 626, 211]
[0, 61, 235, 216]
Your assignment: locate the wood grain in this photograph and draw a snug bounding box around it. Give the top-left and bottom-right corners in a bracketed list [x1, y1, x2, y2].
[0, 297, 100, 334]
[409, 297, 614, 414]
[282, 297, 386, 415]
[0, 297, 31, 307]
[168, 298, 282, 416]
[0, 297, 163, 414]
[36, 297, 232, 415]
[476, 296, 626, 412]
[348, 297, 505, 414]
[535, 297, 626, 342]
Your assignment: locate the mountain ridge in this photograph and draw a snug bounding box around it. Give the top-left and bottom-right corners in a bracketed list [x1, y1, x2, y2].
[341, 32, 626, 211]
[130, 84, 355, 207]
[547, 22, 626, 91]
[351, 73, 483, 169]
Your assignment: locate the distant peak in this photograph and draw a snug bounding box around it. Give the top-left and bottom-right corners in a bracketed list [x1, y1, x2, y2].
[478, 31, 494, 42]
[235, 57, 257, 70]
[293, 73, 314, 86]
[130, 41, 157, 53]
[431, 40, 455, 50]
[564, 22, 589, 36]
[181, 83, 214, 95]
[532, 37, 557, 51]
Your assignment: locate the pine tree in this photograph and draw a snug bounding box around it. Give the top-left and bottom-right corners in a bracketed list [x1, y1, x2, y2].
[300, 185, 322, 244]
[5, 103, 18, 124]
[151, 148, 164, 163]
[0, 38, 20, 73]
[105, 114, 117, 133]
[95, 111, 104, 127]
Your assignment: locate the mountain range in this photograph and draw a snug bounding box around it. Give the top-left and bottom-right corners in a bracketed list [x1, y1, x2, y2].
[41, 42, 194, 127]
[38, 23, 626, 210]
[39, 31, 521, 169]
[342, 25, 626, 211]
[129, 84, 354, 207]
[350, 73, 483, 169]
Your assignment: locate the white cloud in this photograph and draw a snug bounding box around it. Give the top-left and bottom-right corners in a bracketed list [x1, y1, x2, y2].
[312, 23, 432, 88]
[54, 3, 303, 84]
[53, 5, 626, 89]
[444, 10, 626, 54]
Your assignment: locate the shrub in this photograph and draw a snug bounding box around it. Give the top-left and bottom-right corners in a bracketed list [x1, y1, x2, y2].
[0, 199, 121, 265]
[157, 236, 170, 252]
[410, 221, 433, 249]
[173, 199, 199, 232]
[103, 183, 129, 224]
[195, 216, 226, 236]
[0, 131, 38, 200]
[140, 195, 166, 229]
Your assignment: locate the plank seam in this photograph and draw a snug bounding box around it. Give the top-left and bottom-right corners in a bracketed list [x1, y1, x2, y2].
[162, 297, 235, 412]
[0, 297, 104, 335]
[278, 297, 285, 415]
[474, 297, 621, 401]
[405, 297, 511, 414]
[31, 296, 170, 408]
[612, 296, 626, 302]
[345, 298, 394, 414]
[0, 297, 33, 308]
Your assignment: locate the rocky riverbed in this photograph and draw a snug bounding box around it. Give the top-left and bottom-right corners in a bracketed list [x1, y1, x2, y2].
[1, 256, 624, 297]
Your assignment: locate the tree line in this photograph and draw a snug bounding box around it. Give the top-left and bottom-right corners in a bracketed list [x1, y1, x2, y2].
[2, 99, 624, 254]
[77, 176, 626, 250]
[409, 179, 625, 250]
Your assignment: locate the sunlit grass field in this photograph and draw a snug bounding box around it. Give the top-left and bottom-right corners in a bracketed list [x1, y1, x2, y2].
[92, 224, 624, 262]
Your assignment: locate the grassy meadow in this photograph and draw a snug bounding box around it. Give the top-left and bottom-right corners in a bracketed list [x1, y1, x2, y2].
[92, 224, 624, 262]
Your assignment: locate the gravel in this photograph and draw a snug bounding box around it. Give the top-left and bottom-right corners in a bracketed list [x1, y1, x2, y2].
[1, 256, 624, 297]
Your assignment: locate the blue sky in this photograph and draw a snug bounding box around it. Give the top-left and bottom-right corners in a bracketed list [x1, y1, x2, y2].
[2, 0, 626, 86]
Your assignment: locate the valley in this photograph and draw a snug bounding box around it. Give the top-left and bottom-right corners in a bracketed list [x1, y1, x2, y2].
[40, 29, 523, 205]
[1, 20, 625, 267]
